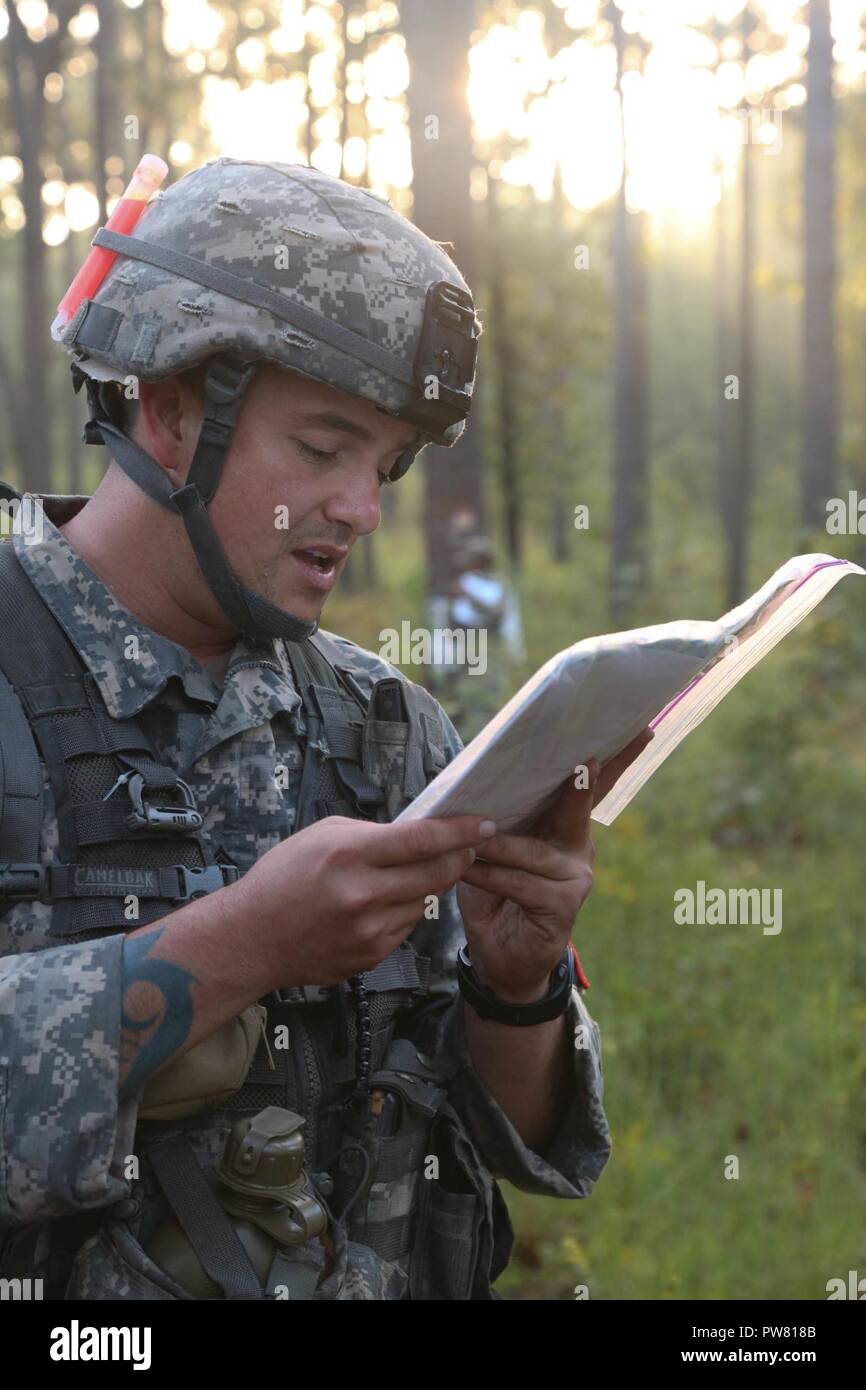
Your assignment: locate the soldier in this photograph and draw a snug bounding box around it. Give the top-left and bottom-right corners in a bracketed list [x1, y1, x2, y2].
[440, 533, 527, 743]
[0, 158, 650, 1301]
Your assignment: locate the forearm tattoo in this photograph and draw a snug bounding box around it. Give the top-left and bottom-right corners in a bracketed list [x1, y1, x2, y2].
[119, 927, 200, 1099]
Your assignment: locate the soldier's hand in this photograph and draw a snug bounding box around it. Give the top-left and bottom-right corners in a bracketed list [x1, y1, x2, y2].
[235, 814, 496, 989]
[456, 727, 654, 1001]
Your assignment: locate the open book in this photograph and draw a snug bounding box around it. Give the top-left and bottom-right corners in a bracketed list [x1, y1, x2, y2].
[397, 554, 864, 833]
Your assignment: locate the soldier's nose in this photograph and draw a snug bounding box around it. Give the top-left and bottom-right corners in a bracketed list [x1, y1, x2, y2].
[323, 481, 381, 537]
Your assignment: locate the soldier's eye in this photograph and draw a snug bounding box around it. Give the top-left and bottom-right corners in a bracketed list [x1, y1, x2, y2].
[295, 440, 338, 463]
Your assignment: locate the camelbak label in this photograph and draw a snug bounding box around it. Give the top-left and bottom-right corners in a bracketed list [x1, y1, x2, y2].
[72, 867, 159, 895]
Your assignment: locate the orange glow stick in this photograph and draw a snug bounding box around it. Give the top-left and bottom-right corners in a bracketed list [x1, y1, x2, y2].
[51, 153, 169, 341]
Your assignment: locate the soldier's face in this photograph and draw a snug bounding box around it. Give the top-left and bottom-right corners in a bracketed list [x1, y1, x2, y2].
[154, 364, 419, 624]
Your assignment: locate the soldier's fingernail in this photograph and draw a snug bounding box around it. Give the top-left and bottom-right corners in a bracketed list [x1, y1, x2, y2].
[468, 848, 477, 863]
[479, 820, 497, 838]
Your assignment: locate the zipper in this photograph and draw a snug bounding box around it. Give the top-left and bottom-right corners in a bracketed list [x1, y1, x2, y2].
[292, 1012, 322, 1164]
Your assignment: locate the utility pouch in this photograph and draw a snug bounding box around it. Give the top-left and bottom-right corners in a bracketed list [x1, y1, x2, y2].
[409, 1102, 513, 1301]
[66, 1220, 194, 1301]
[138, 1003, 267, 1121]
[332, 1038, 449, 1265]
[362, 677, 447, 819]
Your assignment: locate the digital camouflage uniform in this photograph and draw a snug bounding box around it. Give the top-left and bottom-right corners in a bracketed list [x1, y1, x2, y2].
[0, 506, 611, 1300]
[0, 156, 610, 1300]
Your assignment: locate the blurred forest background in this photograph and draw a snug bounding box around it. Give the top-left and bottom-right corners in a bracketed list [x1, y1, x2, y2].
[1, 0, 865, 1299]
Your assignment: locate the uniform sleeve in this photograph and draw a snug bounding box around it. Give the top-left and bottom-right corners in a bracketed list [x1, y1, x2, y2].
[0, 934, 138, 1226]
[405, 709, 612, 1200]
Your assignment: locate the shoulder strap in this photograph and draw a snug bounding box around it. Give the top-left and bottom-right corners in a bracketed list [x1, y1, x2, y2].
[0, 542, 54, 913]
[308, 629, 367, 690]
[284, 635, 386, 830]
[0, 541, 237, 937]
[0, 664, 42, 862]
[146, 1139, 265, 1301]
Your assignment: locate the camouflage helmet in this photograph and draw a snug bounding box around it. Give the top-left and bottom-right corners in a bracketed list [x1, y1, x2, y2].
[58, 157, 482, 643]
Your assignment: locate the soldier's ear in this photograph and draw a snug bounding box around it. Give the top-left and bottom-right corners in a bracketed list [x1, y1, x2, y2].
[137, 376, 201, 477]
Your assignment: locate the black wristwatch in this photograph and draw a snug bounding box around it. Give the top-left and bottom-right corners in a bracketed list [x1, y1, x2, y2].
[456, 944, 575, 1026]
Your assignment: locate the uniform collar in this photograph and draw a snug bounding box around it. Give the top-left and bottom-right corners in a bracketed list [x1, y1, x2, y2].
[13, 494, 302, 723]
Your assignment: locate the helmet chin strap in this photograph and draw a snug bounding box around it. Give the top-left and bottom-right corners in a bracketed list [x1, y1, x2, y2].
[76, 357, 318, 646]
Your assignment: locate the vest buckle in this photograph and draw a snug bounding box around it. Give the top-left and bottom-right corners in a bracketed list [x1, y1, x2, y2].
[0, 863, 46, 901]
[174, 864, 234, 900]
[119, 772, 204, 834]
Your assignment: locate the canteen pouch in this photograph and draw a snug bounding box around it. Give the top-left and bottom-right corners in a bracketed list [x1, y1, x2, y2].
[138, 1004, 267, 1121]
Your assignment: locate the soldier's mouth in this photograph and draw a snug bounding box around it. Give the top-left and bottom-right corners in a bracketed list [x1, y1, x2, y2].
[290, 547, 343, 591]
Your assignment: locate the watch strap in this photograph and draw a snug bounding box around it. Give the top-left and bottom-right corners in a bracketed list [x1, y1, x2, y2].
[456, 944, 575, 1027]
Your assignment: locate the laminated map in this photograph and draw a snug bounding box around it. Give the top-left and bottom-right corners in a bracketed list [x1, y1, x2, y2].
[397, 554, 865, 833]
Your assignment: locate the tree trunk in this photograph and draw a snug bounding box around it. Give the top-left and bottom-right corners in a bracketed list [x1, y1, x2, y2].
[143, 0, 172, 168]
[0, 338, 29, 485]
[136, 0, 157, 157]
[802, 0, 836, 528]
[57, 103, 85, 493]
[726, 129, 755, 605]
[338, 3, 350, 179]
[725, 8, 757, 606]
[609, 3, 649, 621]
[400, 0, 485, 598]
[362, 535, 377, 588]
[95, 0, 119, 227]
[715, 26, 738, 599]
[548, 171, 572, 567]
[4, 1, 51, 491]
[302, 0, 315, 164]
[716, 178, 735, 594]
[485, 177, 521, 570]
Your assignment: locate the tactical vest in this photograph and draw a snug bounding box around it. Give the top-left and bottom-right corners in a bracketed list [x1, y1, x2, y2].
[0, 532, 454, 1298]
[0, 537, 446, 933]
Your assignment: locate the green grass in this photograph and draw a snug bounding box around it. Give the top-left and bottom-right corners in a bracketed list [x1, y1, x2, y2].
[326, 505, 866, 1301]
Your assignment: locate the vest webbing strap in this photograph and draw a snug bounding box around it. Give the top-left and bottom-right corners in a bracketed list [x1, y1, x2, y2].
[0, 546, 81, 679]
[0, 543, 222, 936]
[147, 1139, 264, 1301]
[285, 634, 385, 828]
[364, 943, 430, 994]
[0, 666, 42, 862]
